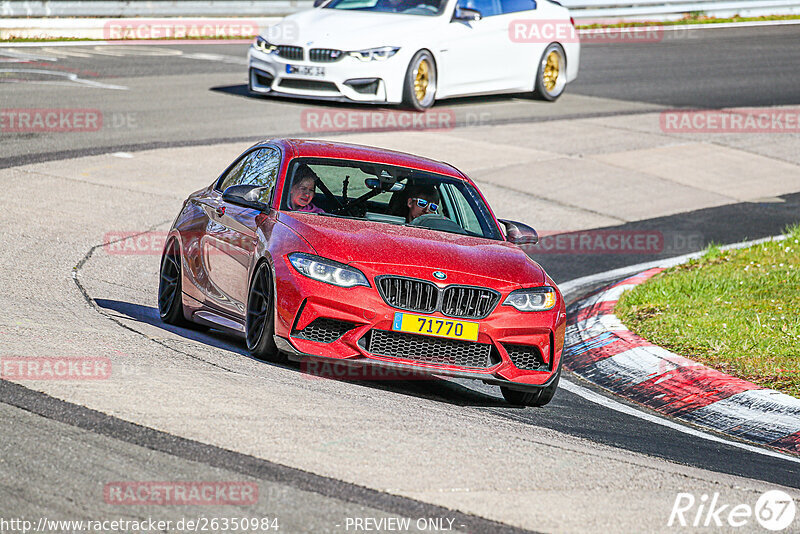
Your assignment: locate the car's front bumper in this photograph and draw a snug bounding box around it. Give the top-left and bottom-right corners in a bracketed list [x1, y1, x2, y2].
[248, 46, 407, 104]
[272, 256, 566, 388]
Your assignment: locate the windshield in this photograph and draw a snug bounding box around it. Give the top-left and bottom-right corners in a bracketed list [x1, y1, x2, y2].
[281, 158, 502, 240]
[324, 0, 447, 16]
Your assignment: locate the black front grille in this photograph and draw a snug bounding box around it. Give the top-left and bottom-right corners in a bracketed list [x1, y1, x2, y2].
[277, 45, 303, 61]
[294, 318, 355, 343]
[441, 286, 500, 319]
[505, 344, 548, 371]
[278, 79, 339, 92]
[309, 48, 343, 62]
[376, 276, 499, 318]
[367, 330, 492, 369]
[377, 277, 438, 314]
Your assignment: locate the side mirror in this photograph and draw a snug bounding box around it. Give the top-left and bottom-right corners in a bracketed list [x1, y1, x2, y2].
[499, 219, 538, 245]
[222, 184, 270, 211]
[452, 6, 482, 21]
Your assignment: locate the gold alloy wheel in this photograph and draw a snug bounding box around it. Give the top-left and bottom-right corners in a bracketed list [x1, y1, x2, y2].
[542, 51, 560, 93]
[414, 59, 430, 103]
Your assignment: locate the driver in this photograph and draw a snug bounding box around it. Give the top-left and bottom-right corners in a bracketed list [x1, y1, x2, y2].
[405, 185, 440, 223]
[288, 164, 325, 214]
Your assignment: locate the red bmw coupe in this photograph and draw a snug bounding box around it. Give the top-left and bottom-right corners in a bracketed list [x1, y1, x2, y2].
[159, 139, 566, 406]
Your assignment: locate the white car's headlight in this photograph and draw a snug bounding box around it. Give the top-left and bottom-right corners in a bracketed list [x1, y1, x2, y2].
[288, 253, 369, 288]
[254, 36, 278, 54]
[348, 46, 400, 61]
[503, 287, 557, 312]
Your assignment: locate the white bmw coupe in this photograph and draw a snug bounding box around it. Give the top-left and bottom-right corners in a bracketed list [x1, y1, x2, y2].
[248, 0, 579, 110]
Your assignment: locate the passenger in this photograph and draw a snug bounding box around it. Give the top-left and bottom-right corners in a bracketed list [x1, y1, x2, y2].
[289, 165, 325, 213]
[405, 185, 440, 223]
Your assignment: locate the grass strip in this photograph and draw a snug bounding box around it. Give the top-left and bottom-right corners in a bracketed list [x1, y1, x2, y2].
[616, 225, 800, 398]
[576, 13, 800, 29]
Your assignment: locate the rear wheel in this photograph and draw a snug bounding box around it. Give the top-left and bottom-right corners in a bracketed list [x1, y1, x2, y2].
[500, 370, 560, 407]
[246, 262, 282, 362]
[402, 50, 437, 111]
[158, 239, 188, 326]
[533, 43, 566, 101]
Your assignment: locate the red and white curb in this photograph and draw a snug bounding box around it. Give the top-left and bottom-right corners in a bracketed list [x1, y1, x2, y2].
[564, 267, 800, 456]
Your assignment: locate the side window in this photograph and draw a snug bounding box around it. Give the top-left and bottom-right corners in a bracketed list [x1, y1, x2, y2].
[218, 147, 281, 204]
[499, 0, 535, 13]
[217, 157, 249, 192]
[457, 0, 500, 17]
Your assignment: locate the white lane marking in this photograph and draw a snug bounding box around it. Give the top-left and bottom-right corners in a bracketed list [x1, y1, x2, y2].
[89, 45, 184, 57]
[38, 46, 93, 58]
[182, 52, 248, 65]
[0, 48, 60, 61]
[112, 152, 134, 159]
[0, 69, 128, 90]
[559, 378, 800, 464]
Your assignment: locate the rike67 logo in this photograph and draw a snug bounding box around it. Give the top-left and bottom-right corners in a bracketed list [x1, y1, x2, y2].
[669, 490, 796, 531]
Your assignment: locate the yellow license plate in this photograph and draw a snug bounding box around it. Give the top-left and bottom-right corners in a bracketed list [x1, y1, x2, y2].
[392, 312, 479, 342]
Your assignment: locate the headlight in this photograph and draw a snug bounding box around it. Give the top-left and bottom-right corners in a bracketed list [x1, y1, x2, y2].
[254, 36, 277, 54]
[288, 253, 369, 288]
[347, 46, 400, 61]
[503, 287, 557, 312]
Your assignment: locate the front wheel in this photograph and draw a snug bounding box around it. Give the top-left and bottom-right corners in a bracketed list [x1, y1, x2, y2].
[533, 43, 567, 101]
[402, 50, 437, 111]
[246, 262, 282, 362]
[158, 238, 188, 326]
[500, 370, 560, 407]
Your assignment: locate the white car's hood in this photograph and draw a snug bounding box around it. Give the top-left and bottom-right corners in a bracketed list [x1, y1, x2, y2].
[264, 9, 442, 50]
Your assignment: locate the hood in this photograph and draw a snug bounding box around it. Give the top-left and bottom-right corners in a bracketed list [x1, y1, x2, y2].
[265, 9, 441, 50]
[279, 213, 545, 289]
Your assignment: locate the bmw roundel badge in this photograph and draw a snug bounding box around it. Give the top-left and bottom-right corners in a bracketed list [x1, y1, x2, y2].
[433, 271, 447, 280]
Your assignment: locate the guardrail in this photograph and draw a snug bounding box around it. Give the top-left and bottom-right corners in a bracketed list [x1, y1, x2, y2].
[1, 0, 799, 19]
[0, 1, 313, 17]
[561, 0, 800, 20]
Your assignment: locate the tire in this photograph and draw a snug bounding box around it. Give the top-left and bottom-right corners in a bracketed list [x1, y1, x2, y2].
[158, 238, 189, 326]
[402, 50, 437, 111]
[500, 370, 560, 407]
[246, 261, 282, 362]
[533, 43, 567, 102]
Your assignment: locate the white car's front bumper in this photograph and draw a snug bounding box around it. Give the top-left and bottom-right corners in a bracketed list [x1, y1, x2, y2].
[248, 46, 408, 104]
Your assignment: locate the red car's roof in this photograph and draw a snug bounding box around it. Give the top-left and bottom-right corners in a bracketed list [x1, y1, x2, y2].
[263, 138, 467, 180]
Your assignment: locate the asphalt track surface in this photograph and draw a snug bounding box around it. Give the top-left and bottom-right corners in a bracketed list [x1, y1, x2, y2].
[2, 24, 800, 532]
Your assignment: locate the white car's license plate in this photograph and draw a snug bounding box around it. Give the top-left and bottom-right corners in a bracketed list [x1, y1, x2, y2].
[285, 64, 325, 77]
